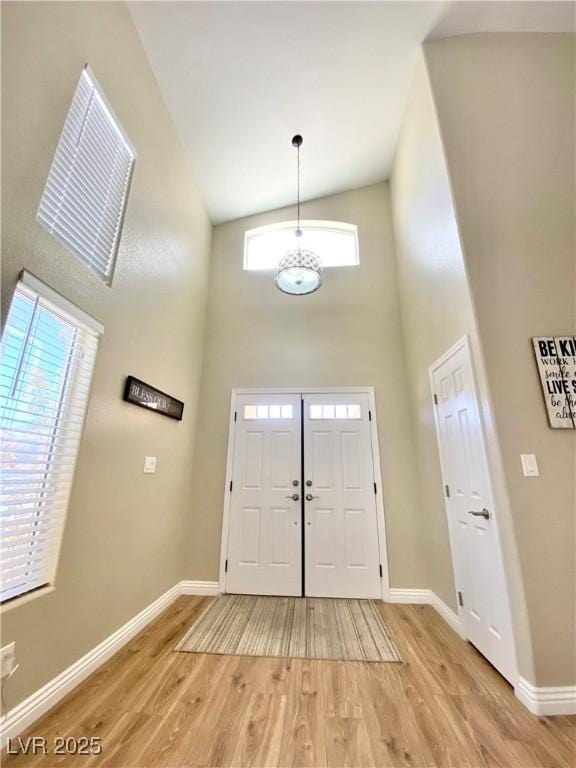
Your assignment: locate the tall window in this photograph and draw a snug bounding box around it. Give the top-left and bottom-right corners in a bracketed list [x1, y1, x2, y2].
[37, 66, 136, 285]
[244, 220, 359, 271]
[0, 273, 102, 604]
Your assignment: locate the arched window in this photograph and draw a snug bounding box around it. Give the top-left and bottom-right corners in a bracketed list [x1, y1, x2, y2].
[244, 220, 359, 271]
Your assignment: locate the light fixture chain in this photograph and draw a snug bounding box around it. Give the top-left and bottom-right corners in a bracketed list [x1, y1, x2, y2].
[297, 141, 300, 232]
[274, 134, 322, 295]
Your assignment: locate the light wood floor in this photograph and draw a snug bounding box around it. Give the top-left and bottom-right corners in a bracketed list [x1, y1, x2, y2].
[4, 596, 575, 767]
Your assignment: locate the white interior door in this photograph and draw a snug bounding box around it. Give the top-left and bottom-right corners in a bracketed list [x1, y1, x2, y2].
[303, 393, 382, 598]
[431, 340, 516, 683]
[226, 394, 302, 596]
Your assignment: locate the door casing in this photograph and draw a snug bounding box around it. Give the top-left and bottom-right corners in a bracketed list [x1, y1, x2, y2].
[219, 387, 390, 599]
[429, 335, 518, 684]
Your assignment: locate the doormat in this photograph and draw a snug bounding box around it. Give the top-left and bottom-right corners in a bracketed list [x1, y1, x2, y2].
[175, 594, 401, 662]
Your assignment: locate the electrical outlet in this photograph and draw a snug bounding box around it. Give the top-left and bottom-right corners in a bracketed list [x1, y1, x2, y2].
[1, 642, 16, 679]
[143, 456, 157, 474]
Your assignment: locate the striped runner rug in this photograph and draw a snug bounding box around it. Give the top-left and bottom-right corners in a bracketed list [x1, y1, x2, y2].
[175, 595, 401, 662]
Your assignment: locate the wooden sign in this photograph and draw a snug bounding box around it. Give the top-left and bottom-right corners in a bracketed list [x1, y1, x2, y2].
[532, 337, 576, 428]
[123, 376, 184, 421]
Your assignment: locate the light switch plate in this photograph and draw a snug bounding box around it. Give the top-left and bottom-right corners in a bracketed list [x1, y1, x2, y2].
[143, 456, 157, 474]
[521, 454, 539, 477]
[1, 642, 16, 679]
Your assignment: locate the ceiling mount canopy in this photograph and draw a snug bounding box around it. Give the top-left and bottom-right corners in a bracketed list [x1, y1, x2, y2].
[274, 135, 323, 296]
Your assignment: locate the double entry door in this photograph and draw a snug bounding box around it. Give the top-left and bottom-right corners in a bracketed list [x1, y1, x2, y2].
[224, 392, 383, 599]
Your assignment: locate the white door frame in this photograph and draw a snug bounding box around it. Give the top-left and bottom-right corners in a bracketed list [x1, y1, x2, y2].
[429, 335, 518, 682]
[219, 387, 390, 600]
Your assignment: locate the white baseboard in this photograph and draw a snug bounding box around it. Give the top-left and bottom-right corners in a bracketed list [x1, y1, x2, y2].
[387, 590, 576, 717]
[180, 580, 219, 596]
[387, 587, 463, 637]
[515, 676, 576, 716]
[428, 591, 463, 637]
[6, 580, 572, 743]
[0, 580, 218, 747]
[386, 588, 431, 604]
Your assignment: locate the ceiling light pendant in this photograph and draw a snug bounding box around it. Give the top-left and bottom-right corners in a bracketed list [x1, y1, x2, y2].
[274, 135, 322, 295]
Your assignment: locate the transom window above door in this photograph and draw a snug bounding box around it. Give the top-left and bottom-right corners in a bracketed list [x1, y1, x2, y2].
[244, 221, 358, 271]
[243, 404, 294, 420]
[309, 404, 362, 420]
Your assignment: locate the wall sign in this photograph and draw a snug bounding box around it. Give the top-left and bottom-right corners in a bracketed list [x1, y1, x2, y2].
[123, 376, 184, 421]
[532, 337, 576, 428]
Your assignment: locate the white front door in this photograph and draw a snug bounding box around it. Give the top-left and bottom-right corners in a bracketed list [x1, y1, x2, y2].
[226, 394, 302, 596]
[431, 340, 516, 683]
[303, 393, 382, 598]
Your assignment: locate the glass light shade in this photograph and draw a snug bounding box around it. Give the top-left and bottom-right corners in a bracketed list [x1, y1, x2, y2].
[274, 249, 323, 295]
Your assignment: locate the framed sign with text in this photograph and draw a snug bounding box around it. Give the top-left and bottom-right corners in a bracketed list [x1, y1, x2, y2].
[532, 337, 576, 429]
[123, 376, 184, 421]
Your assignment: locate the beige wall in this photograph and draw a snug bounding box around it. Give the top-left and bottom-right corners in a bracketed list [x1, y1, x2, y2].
[2, 5, 572, 714]
[389, 53, 472, 613]
[1, 1, 211, 708]
[186, 183, 427, 591]
[390, 50, 534, 681]
[424, 33, 575, 687]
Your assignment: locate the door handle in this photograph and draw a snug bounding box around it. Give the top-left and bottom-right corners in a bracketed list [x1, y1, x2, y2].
[286, 493, 299, 501]
[468, 508, 490, 520]
[305, 494, 319, 501]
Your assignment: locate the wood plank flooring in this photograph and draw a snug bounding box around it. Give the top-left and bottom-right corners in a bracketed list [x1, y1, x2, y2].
[3, 596, 575, 767]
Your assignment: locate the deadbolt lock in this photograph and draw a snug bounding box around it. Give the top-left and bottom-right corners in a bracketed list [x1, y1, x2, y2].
[305, 480, 312, 487]
[292, 479, 299, 487]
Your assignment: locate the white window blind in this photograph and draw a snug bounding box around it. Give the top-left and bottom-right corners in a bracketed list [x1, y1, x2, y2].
[37, 66, 135, 285]
[0, 273, 102, 604]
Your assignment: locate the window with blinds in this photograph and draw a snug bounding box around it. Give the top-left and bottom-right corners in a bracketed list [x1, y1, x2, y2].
[37, 66, 135, 285]
[0, 273, 102, 604]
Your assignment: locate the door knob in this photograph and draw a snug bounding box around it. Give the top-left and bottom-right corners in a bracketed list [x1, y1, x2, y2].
[468, 508, 490, 520]
[305, 493, 319, 501]
[286, 493, 299, 501]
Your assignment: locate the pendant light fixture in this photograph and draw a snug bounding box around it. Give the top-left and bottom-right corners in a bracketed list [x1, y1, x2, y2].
[274, 135, 323, 295]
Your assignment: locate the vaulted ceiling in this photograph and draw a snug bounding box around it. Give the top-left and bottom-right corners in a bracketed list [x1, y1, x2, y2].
[129, 1, 574, 223]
